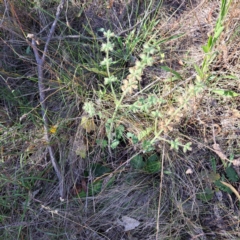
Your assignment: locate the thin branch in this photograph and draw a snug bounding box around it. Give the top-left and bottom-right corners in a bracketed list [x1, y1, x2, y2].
[42, 0, 65, 63]
[28, 0, 66, 200]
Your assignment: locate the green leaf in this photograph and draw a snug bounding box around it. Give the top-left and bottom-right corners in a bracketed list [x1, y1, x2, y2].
[183, 142, 192, 153]
[83, 102, 96, 117]
[26, 46, 31, 55]
[83, 66, 109, 77]
[127, 132, 139, 144]
[194, 64, 204, 79]
[101, 57, 113, 66]
[212, 89, 239, 97]
[151, 110, 162, 118]
[225, 166, 239, 182]
[222, 75, 237, 79]
[197, 187, 214, 202]
[213, 26, 224, 43]
[170, 138, 181, 151]
[145, 154, 161, 174]
[77, 180, 103, 198]
[147, 95, 158, 106]
[111, 139, 120, 149]
[145, 161, 161, 174]
[156, 33, 185, 44]
[148, 154, 158, 162]
[103, 29, 115, 38]
[215, 179, 232, 193]
[210, 157, 217, 173]
[116, 125, 125, 139]
[96, 139, 108, 148]
[90, 163, 111, 177]
[130, 155, 145, 170]
[104, 76, 118, 85]
[142, 140, 154, 153]
[207, 36, 213, 48]
[202, 44, 210, 53]
[101, 42, 114, 52]
[138, 127, 154, 141]
[161, 66, 182, 80]
[89, 180, 103, 195]
[143, 43, 155, 55]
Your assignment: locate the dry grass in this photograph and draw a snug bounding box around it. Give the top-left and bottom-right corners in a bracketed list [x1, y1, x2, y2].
[0, 0, 240, 239]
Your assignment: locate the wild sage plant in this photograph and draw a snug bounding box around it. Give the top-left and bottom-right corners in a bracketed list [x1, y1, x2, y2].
[83, 29, 195, 153]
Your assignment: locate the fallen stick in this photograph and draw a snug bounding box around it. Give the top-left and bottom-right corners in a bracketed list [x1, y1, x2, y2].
[28, 0, 66, 200]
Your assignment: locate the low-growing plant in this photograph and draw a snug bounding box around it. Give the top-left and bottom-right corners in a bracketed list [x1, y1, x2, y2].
[83, 29, 195, 155]
[197, 157, 240, 202]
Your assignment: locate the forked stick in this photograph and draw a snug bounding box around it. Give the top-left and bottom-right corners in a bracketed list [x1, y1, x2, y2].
[28, 0, 66, 200]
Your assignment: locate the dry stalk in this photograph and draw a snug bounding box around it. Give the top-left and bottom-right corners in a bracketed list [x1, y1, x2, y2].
[156, 143, 165, 240]
[28, 0, 66, 199]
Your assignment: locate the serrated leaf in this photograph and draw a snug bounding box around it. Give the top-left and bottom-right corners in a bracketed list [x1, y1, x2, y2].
[90, 163, 111, 177]
[225, 166, 239, 182]
[145, 154, 160, 174]
[215, 179, 232, 193]
[130, 155, 145, 170]
[148, 154, 158, 162]
[197, 187, 214, 202]
[138, 127, 153, 140]
[116, 125, 125, 139]
[142, 140, 154, 153]
[127, 132, 138, 144]
[89, 180, 103, 195]
[145, 160, 161, 174]
[96, 139, 108, 148]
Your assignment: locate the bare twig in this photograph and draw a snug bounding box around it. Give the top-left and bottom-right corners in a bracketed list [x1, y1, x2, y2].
[156, 143, 165, 240]
[28, 0, 66, 200]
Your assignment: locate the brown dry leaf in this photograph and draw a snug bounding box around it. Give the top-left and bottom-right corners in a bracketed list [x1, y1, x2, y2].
[81, 178, 87, 192]
[232, 109, 240, 118]
[80, 116, 96, 133]
[107, 0, 113, 9]
[206, 9, 213, 23]
[71, 183, 82, 196]
[212, 143, 227, 160]
[178, 59, 185, 66]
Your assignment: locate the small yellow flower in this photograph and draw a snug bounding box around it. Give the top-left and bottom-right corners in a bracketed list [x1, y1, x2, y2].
[49, 124, 58, 134]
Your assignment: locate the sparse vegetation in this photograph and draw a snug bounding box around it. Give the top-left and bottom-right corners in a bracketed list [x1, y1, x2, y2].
[0, 0, 240, 239]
